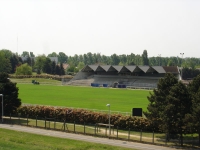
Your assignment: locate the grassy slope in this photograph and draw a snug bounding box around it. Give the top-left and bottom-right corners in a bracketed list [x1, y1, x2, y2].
[0, 128, 134, 150]
[17, 84, 150, 112]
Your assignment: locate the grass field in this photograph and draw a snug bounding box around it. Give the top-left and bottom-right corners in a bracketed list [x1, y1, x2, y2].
[0, 128, 134, 150]
[17, 84, 151, 112]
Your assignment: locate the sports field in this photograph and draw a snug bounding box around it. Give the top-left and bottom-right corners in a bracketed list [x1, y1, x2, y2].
[17, 84, 151, 112]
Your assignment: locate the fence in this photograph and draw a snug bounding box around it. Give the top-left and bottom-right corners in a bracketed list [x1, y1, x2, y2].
[2, 114, 200, 149]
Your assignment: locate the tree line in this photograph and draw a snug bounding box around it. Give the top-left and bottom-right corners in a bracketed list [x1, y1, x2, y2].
[1, 49, 200, 78]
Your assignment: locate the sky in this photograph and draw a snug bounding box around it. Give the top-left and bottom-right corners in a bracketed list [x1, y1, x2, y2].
[0, 0, 200, 58]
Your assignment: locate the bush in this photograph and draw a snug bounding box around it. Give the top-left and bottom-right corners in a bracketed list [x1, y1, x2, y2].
[16, 105, 153, 131]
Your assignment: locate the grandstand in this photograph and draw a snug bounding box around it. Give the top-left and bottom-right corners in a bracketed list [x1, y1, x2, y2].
[65, 65, 180, 89]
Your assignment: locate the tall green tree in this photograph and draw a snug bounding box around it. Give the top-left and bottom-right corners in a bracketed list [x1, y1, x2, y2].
[164, 82, 191, 145]
[21, 51, 29, 57]
[47, 52, 58, 57]
[35, 55, 46, 74]
[144, 73, 178, 132]
[55, 65, 61, 75]
[43, 58, 52, 74]
[10, 54, 21, 73]
[188, 75, 200, 144]
[0, 49, 13, 58]
[58, 52, 68, 64]
[0, 52, 12, 73]
[110, 54, 120, 65]
[0, 72, 21, 115]
[51, 61, 56, 75]
[60, 63, 65, 75]
[142, 50, 149, 65]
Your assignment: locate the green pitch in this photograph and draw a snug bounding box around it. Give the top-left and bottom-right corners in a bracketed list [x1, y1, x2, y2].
[17, 84, 151, 112]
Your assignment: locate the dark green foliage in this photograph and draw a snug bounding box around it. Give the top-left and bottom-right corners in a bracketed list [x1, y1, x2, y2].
[182, 67, 200, 80]
[164, 82, 191, 145]
[60, 63, 65, 75]
[187, 75, 200, 143]
[43, 58, 52, 74]
[145, 73, 178, 120]
[142, 50, 149, 65]
[144, 73, 178, 132]
[51, 61, 56, 75]
[55, 65, 61, 75]
[0, 52, 12, 73]
[10, 54, 21, 73]
[0, 72, 21, 115]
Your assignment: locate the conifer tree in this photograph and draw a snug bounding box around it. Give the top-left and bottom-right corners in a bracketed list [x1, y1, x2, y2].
[0, 72, 21, 116]
[144, 73, 178, 131]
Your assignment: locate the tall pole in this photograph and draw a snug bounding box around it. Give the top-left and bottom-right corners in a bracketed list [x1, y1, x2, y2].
[106, 104, 111, 136]
[0, 94, 3, 123]
[180, 53, 184, 80]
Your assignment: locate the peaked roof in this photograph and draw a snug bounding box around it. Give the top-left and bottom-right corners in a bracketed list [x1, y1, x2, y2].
[151, 66, 166, 73]
[81, 65, 179, 74]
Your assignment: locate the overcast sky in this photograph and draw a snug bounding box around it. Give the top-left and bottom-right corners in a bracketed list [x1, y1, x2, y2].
[0, 0, 199, 58]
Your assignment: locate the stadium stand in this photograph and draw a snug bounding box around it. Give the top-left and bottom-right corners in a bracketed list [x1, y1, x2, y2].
[64, 65, 180, 89]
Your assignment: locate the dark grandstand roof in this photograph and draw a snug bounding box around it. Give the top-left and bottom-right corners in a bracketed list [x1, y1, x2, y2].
[163, 66, 179, 73]
[81, 65, 179, 74]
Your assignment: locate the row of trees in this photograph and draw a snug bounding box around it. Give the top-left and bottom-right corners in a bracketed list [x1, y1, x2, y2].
[1, 49, 200, 77]
[0, 49, 65, 76]
[144, 73, 200, 145]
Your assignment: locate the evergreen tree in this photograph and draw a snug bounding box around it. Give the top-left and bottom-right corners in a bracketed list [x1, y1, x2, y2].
[10, 54, 20, 73]
[0, 72, 21, 116]
[55, 65, 61, 75]
[188, 75, 200, 144]
[43, 58, 52, 74]
[142, 50, 149, 65]
[60, 63, 65, 75]
[51, 61, 56, 75]
[144, 73, 178, 132]
[164, 82, 191, 145]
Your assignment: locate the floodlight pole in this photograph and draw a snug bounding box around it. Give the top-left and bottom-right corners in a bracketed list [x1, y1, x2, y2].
[0, 94, 3, 123]
[106, 104, 111, 136]
[180, 53, 184, 80]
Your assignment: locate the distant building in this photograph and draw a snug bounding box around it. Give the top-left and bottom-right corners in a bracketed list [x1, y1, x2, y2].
[48, 57, 58, 64]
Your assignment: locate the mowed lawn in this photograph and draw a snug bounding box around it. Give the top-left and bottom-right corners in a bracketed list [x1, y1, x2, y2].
[0, 128, 134, 150]
[17, 84, 151, 112]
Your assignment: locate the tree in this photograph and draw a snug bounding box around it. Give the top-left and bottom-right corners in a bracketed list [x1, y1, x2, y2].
[60, 63, 65, 75]
[0, 49, 13, 58]
[142, 50, 149, 65]
[144, 73, 178, 133]
[0, 52, 12, 73]
[30, 52, 35, 57]
[55, 65, 61, 75]
[188, 75, 200, 144]
[15, 63, 32, 75]
[0, 72, 21, 115]
[51, 61, 56, 75]
[43, 58, 52, 74]
[58, 52, 68, 64]
[21, 51, 30, 57]
[164, 82, 191, 146]
[47, 52, 57, 57]
[35, 55, 46, 74]
[77, 62, 85, 71]
[110, 54, 120, 65]
[10, 54, 21, 73]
